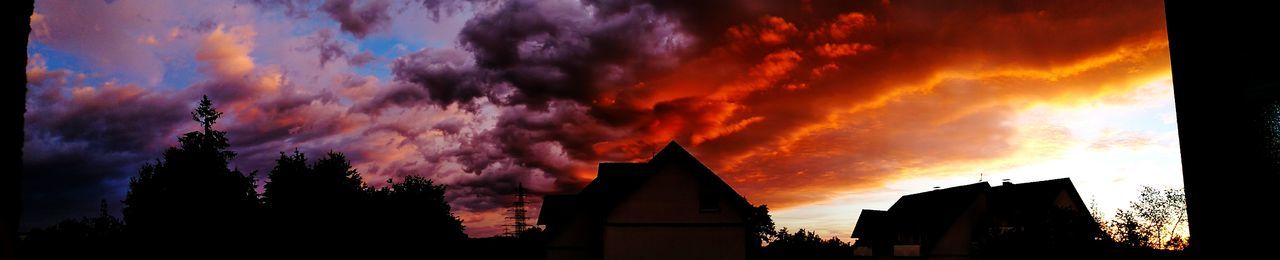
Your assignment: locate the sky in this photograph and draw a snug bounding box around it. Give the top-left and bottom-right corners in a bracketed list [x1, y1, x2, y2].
[23, 0, 1181, 239]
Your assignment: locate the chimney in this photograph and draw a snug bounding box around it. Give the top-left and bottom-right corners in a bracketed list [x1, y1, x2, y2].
[1001, 179, 1013, 186]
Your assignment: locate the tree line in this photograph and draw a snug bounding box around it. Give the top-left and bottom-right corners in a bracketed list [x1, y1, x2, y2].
[20, 96, 466, 259]
[1095, 186, 1189, 253]
[748, 205, 858, 260]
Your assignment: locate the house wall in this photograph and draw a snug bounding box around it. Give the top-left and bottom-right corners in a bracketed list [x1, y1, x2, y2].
[1054, 190, 1078, 210]
[601, 162, 749, 259]
[928, 193, 987, 258]
[605, 163, 746, 224]
[547, 211, 602, 260]
[602, 226, 746, 260]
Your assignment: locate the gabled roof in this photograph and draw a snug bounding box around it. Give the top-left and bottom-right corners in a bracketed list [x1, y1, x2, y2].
[537, 141, 752, 228]
[850, 209, 888, 238]
[649, 141, 753, 210]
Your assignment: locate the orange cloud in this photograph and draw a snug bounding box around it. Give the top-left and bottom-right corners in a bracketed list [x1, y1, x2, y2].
[196, 24, 256, 79]
[30, 12, 49, 39]
[581, 0, 1174, 212]
[809, 12, 876, 41]
[713, 49, 803, 99]
[814, 43, 876, 58]
[727, 16, 800, 47]
[693, 116, 765, 145]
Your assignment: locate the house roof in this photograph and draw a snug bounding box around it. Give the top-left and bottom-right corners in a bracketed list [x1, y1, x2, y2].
[649, 141, 753, 210]
[880, 182, 990, 246]
[537, 141, 752, 228]
[850, 209, 888, 238]
[988, 178, 1080, 207]
[987, 178, 1088, 220]
[849, 178, 1089, 252]
[536, 195, 579, 226]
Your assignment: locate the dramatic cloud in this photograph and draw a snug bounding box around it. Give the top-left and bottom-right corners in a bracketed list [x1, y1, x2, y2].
[23, 54, 195, 229]
[25, 0, 1176, 238]
[391, 48, 488, 104]
[320, 0, 393, 38]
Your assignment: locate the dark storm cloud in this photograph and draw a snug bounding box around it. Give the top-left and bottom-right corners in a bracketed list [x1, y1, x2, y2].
[22, 138, 142, 230]
[21, 62, 194, 230]
[383, 0, 786, 178]
[432, 117, 466, 134]
[439, 102, 614, 210]
[390, 48, 490, 106]
[373, 0, 749, 203]
[352, 82, 434, 113]
[24, 71, 192, 158]
[320, 0, 392, 38]
[378, 0, 777, 209]
[452, 0, 697, 107]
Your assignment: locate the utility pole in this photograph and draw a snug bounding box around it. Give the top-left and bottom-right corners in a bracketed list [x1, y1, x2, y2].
[504, 182, 528, 237]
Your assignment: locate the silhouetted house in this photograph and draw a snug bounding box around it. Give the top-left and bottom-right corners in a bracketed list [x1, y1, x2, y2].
[850, 178, 1099, 259]
[538, 141, 755, 260]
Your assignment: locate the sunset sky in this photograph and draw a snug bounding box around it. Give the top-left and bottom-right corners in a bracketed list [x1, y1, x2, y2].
[23, 0, 1181, 239]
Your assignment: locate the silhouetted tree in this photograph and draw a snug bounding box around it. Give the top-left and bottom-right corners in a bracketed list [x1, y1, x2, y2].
[263, 150, 310, 208]
[370, 175, 467, 241]
[748, 204, 778, 245]
[1089, 198, 1112, 242]
[258, 147, 468, 257]
[325, 175, 465, 258]
[746, 204, 777, 259]
[19, 200, 125, 259]
[761, 228, 854, 260]
[263, 151, 365, 216]
[122, 95, 259, 257]
[1102, 186, 1188, 251]
[1111, 209, 1151, 248]
[1131, 186, 1187, 250]
[518, 226, 545, 241]
[262, 150, 369, 255]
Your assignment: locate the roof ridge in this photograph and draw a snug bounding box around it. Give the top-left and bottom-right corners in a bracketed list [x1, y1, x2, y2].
[651, 140, 694, 161]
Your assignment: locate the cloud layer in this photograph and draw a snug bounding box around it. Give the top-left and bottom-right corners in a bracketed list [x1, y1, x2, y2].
[24, 0, 1174, 238]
